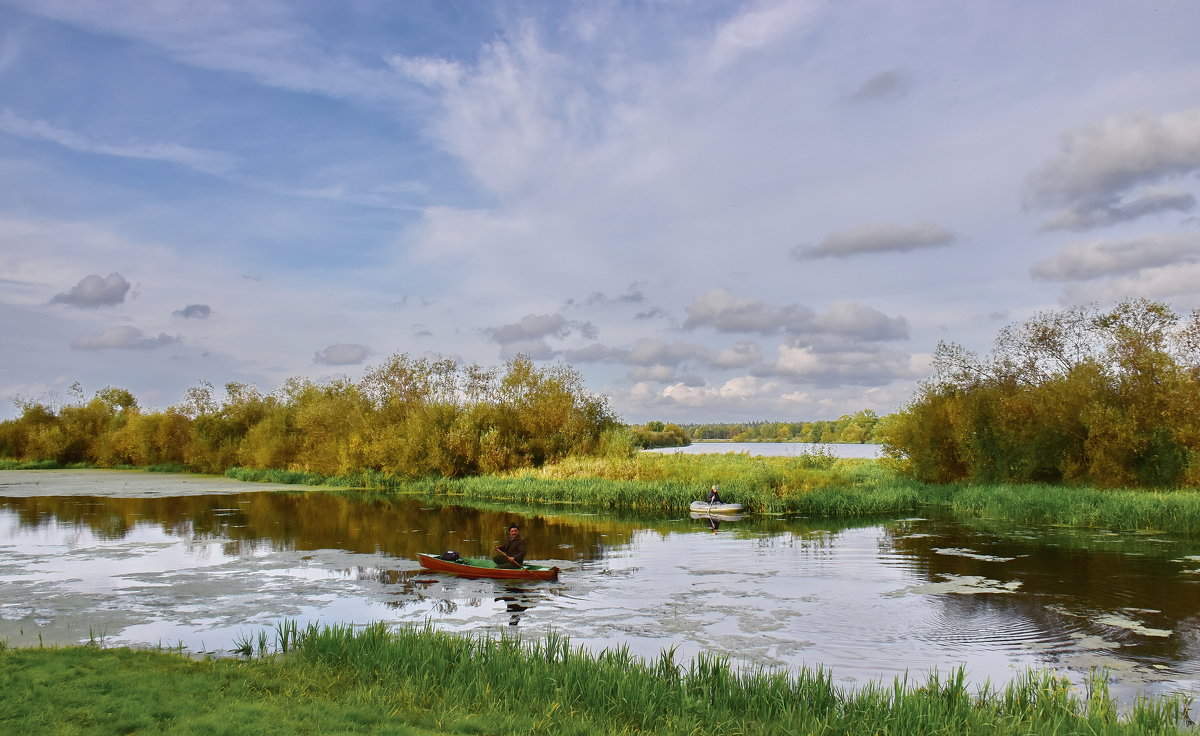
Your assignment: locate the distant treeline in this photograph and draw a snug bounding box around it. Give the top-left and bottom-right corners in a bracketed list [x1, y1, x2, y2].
[0, 355, 624, 478]
[676, 411, 882, 444]
[880, 299, 1200, 489]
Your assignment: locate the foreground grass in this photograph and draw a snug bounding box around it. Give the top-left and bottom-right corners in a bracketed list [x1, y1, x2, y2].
[1, 624, 1193, 736]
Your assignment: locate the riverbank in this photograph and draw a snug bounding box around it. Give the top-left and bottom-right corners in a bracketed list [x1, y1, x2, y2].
[1, 624, 1193, 736]
[7, 453, 1200, 534]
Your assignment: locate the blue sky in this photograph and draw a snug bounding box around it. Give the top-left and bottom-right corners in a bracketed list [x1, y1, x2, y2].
[1, 0, 1199, 423]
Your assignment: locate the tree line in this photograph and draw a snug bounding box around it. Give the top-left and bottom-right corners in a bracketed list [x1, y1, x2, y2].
[879, 299, 1200, 488]
[0, 355, 624, 478]
[680, 412, 881, 444]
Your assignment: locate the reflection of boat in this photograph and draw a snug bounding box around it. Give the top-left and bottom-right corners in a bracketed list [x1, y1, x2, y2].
[689, 511, 742, 522]
[690, 501, 743, 514]
[417, 553, 559, 581]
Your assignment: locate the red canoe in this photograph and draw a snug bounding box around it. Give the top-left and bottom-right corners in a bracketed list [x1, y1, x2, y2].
[417, 553, 560, 581]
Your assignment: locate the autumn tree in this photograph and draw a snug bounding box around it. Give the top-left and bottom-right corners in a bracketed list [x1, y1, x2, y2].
[880, 299, 1200, 488]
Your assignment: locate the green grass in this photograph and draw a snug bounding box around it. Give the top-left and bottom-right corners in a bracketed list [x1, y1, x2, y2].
[945, 482, 1200, 535]
[2, 624, 1193, 735]
[15, 453, 1200, 534]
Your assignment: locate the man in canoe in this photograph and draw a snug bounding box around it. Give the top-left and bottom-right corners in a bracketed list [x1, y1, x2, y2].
[493, 522, 527, 569]
[707, 484, 724, 504]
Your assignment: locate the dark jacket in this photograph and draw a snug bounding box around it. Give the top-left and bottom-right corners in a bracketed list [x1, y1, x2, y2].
[495, 536, 527, 565]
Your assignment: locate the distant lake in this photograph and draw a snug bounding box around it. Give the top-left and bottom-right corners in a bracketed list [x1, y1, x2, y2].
[643, 441, 883, 459]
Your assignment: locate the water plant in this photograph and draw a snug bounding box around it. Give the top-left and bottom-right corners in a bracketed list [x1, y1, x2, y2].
[1, 622, 1195, 734]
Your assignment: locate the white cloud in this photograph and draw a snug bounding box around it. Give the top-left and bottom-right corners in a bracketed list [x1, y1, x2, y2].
[71, 326, 181, 350]
[313, 343, 370, 366]
[486, 313, 596, 346]
[1060, 262, 1200, 305]
[683, 288, 811, 334]
[1025, 108, 1200, 209]
[794, 222, 956, 260]
[50, 273, 130, 308]
[810, 301, 908, 341]
[709, 0, 822, 70]
[763, 342, 922, 386]
[711, 340, 762, 368]
[564, 338, 712, 368]
[683, 289, 907, 341]
[0, 110, 235, 175]
[387, 55, 464, 89]
[1031, 233, 1200, 281]
[1039, 188, 1196, 231]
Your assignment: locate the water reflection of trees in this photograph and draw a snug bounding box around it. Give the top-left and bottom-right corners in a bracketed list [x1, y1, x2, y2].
[0, 493, 637, 563]
[1, 492, 878, 566]
[880, 518, 1200, 664]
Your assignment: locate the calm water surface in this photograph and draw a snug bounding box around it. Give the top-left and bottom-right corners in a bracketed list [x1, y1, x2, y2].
[2, 470, 1198, 709]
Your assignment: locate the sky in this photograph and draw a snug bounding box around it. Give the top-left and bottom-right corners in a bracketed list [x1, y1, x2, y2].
[1, 0, 1199, 424]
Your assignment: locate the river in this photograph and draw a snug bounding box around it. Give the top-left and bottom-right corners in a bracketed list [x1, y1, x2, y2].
[1, 469, 1197, 712]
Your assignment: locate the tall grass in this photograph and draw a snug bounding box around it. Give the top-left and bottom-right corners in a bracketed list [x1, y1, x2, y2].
[219, 454, 1200, 533]
[282, 621, 1193, 735]
[947, 482, 1200, 534]
[2, 624, 1195, 734]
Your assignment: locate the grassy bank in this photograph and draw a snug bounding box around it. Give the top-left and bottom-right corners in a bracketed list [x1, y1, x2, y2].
[225, 452, 1200, 534]
[9, 451, 1200, 534]
[2, 625, 1194, 736]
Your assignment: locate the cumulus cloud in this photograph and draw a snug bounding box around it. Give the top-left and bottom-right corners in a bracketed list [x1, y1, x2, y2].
[1025, 109, 1200, 210]
[711, 340, 762, 368]
[1039, 188, 1196, 231]
[793, 222, 956, 259]
[173, 303, 211, 319]
[761, 341, 922, 386]
[810, 301, 908, 340]
[627, 366, 706, 385]
[1030, 233, 1200, 281]
[683, 288, 811, 333]
[50, 273, 131, 308]
[313, 343, 370, 366]
[843, 69, 910, 103]
[70, 326, 180, 350]
[485, 313, 597, 359]
[683, 289, 907, 340]
[564, 338, 712, 367]
[1059, 261, 1200, 304]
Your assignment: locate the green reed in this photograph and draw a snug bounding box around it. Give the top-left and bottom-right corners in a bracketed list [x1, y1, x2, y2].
[286, 621, 1193, 735]
[947, 482, 1200, 534]
[3, 623, 1194, 735]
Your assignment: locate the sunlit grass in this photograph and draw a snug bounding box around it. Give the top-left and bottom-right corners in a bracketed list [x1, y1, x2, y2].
[947, 482, 1200, 535]
[4, 623, 1191, 735]
[219, 454, 1200, 533]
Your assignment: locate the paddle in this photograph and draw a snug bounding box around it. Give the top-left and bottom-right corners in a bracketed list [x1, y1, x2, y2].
[494, 546, 526, 570]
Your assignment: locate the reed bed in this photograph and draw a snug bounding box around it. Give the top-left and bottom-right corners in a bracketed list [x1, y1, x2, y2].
[946, 483, 1200, 535]
[1, 625, 1196, 734]
[284, 621, 1194, 735]
[218, 453, 1200, 533]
